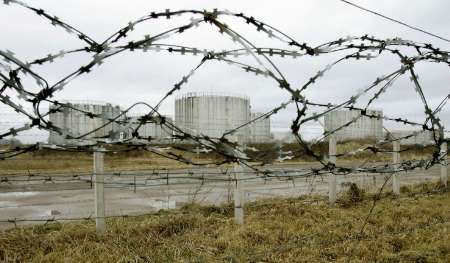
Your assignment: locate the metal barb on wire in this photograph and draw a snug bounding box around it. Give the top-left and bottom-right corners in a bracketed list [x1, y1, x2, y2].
[0, 2, 448, 179]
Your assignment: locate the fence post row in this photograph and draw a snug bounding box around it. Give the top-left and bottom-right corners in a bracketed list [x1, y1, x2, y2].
[392, 140, 401, 195]
[233, 163, 245, 225]
[93, 148, 106, 233]
[328, 136, 337, 205]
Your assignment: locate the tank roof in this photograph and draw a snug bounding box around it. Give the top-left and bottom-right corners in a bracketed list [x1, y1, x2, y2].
[175, 92, 249, 101]
[331, 107, 383, 113]
[52, 100, 121, 108]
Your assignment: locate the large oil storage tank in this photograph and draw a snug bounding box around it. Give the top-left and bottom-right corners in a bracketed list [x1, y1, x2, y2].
[175, 92, 251, 143]
[125, 115, 174, 142]
[324, 109, 383, 141]
[48, 101, 122, 144]
[249, 112, 271, 143]
[388, 130, 434, 145]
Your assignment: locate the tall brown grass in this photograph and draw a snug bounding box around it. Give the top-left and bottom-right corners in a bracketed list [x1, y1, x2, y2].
[0, 183, 448, 262]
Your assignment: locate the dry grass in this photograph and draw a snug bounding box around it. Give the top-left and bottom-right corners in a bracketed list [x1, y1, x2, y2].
[0, 141, 437, 175]
[1, 183, 449, 262]
[0, 148, 217, 175]
[334, 140, 436, 163]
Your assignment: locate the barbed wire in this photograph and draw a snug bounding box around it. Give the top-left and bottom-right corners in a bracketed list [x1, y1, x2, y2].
[338, 0, 450, 43]
[1, 159, 445, 193]
[0, 0, 448, 179]
[0, 184, 447, 229]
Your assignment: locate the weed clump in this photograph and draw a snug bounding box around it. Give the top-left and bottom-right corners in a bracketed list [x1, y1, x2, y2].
[434, 181, 449, 192]
[154, 215, 198, 237]
[412, 181, 449, 195]
[180, 203, 233, 216]
[400, 185, 412, 194]
[338, 183, 365, 207]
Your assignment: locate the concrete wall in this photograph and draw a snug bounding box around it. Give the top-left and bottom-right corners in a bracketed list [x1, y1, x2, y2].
[324, 109, 383, 141]
[48, 103, 122, 145]
[175, 92, 251, 143]
[249, 112, 271, 143]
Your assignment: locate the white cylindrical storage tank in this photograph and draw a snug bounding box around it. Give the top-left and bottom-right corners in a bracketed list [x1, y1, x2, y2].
[48, 101, 122, 145]
[126, 115, 173, 142]
[324, 109, 383, 141]
[389, 130, 434, 145]
[175, 92, 250, 143]
[249, 112, 271, 143]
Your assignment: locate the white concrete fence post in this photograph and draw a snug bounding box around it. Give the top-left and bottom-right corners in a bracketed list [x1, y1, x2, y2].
[441, 141, 448, 187]
[93, 148, 106, 233]
[392, 141, 401, 195]
[227, 170, 233, 204]
[233, 163, 245, 225]
[328, 136, 337, 205]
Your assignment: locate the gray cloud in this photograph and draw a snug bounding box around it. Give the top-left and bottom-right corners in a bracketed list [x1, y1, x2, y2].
[1, 0, 449, 142]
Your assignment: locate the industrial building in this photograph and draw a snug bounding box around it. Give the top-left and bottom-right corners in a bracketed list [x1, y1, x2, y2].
[48, 102, 122, 144]
[174, 92, 270, 143]
[124, 115, 173, 142]
[388, 130, 434, 145]
[249, 112, 271, 143]
[324, 109, 383, 141]
[48, 93, 272, 145]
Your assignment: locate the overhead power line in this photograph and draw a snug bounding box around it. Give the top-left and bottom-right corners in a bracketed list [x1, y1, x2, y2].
[0, 2, 448, 174]
[338, 0, 450, 43]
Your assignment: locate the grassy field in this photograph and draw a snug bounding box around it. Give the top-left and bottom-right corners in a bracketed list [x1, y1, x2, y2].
[1, 183, 449, 262]
[0, 142, 436, 174]
[0, 148, 217, 174]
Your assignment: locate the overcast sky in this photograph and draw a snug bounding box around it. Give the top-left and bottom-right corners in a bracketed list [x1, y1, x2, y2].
[1, 0, 449, 142]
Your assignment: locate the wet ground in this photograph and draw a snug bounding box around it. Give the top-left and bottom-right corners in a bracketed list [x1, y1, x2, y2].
[0, 163, 445, 230]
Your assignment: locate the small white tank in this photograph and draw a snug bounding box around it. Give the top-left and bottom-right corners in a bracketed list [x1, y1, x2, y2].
[249, 112, 271, 143]
[389, 130, 434, 145]
[324, 109, 383, 141]
[175, 92, 251, 143]
[48, 101, 122, 145]
[125, 114, 173, 142]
